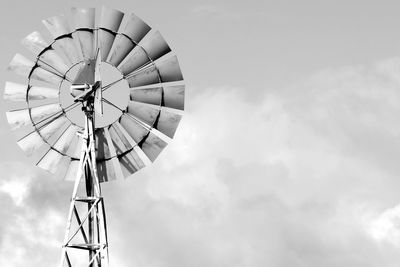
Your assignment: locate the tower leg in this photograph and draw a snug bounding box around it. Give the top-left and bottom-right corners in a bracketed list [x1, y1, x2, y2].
[60, 106, 109, 267]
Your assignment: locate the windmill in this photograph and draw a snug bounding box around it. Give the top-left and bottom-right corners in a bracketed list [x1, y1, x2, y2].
[4, 6, 184, 267]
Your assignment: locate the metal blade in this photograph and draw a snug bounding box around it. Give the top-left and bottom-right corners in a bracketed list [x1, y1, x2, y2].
[126, 56, 183, 88]
[37, 124, 77, 173]
[21, 31, 69, 74]
[106, 34, 135, 67]
[127, 101, 159, 127]
[118, 149, 145, 177]
[103, 126, 124, 180]
[96, 128, 112, 160]
[4, 82, 59, 101]
[156, 55, 184, 83]
[64, 159, 79, 181]
[120, 13, 151, 44]
[6, 103, 62, 130]
[8, 53, 64, 85]
[71, 7, 95, 29]
[118, 46, 150, 76]
[71, 8, 96, 60]
[17, 131, 46, 156]
[100, 7, 124, 32]
[37, 149, 64, 173]
[53, 124, 79, 154]
[131, 85, 185, 110]
[140, 31, 171, 61]
[98, 30, 115, 62]
[8, 53, 35, 77]
[156, 110, 182, 138]
[17, 116, 68, 155]
[97, 159, 120, 182]
[21, 31, 48, 55]
[94, 88, 103, 116]
[126, 64, 159, 88]
[73, 30, 95, 60]
[42, 15, 71, 38]
[31, 67, 64, 85]
[119, 114, 149, 144]
[140, 131, 167, 162]
[38, 50, 70, 75]
[109, 122, 134, 155]
[52, 37, 82, 65]
[106, 12, 151, 67]
[129, 87, 162, 106]
[38, 115, 69, 142]
[163, 85, 185, 110]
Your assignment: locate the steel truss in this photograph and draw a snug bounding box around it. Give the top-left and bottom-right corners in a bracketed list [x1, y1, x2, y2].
[60, 100, 109, 267]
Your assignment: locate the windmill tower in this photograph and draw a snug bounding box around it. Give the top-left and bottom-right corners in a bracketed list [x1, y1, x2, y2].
[4, 7, 185, 267]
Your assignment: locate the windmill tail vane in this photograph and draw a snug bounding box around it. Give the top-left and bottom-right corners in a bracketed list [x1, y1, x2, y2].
[4, 6, 185, 267]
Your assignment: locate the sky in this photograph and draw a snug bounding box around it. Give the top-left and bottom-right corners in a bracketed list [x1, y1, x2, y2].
[1, 0, 400, 266]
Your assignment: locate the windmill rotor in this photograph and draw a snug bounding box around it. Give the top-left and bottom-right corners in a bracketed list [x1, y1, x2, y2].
[4, 6, 185, 267]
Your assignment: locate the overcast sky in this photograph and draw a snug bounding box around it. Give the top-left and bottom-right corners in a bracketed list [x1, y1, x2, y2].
[1, 0, 400, 266]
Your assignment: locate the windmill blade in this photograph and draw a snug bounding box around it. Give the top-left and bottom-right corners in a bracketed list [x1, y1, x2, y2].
[121, 13, 151, 44]
[43, 15, 81, 65]
[36, 124, 77, 173]
[64, 159, 79, 181]
[8, 54, 64, 85]
[118, 31, 171, 76]
[8, 53, 35, 77]
[140, 131, 167, 162]
[53, 124, 79, 154]
[118, 148, 145, 177]
[109, 122, 134, 155]
[129, 85, 185, 110]
[156, 109, 182, 138]
[156, 55, 183, 83]
[117, 46, 149, 76]
[96, 128, 113, 160]
[6, 103, 62, 130]
[163, 85, 185, 110]
[17, 116, 68, 155]
[126, 64, 159, 88]
[52, 38, 82, 65]
[119, 114, 149, 144]
[42, 15, 71, 38]
[21, 31, 69, 74]
[140, 31, 171, 61]
[4, 82, 59, 101]
[37, 149, 65, 173]
[129, 87, 162, 106]
[21, 31, 48, 55]
[127, 101, 182, 138]
[98, 7, 124, 61]
[106, 34, 135, 67]
[126, 56, 183, 88]
[106, 13, 151, 67]
[17, 131, 46, 156]
[127, 101, 159, 127]
[96, 127, 124, 182]
[71, 7, 96, 60]
[38, 115, 69, 142]
[97, 159, 120, 182]
[100, 6, 124, 32]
